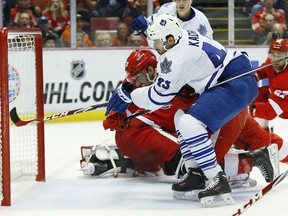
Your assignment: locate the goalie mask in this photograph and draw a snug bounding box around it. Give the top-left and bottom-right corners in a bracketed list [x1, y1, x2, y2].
[125, 49, 158, 86]
[147, 13, 182, 48]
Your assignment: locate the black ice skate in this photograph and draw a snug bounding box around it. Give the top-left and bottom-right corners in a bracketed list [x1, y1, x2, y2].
[198, 171, 234, 207]
[240, 144, 279, 183]
[172, 168, 206, 200]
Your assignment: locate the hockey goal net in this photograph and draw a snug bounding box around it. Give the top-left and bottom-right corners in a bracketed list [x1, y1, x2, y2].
[0, 28, 45, 206]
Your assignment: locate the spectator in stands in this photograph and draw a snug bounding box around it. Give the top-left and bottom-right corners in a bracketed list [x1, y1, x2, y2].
[257, 13, 276, 44]
[258, 21, 288, 44]
[128, 33, 148, 46]
[43, 34, 57, 48]
[28, 0, 43, 19]
[9, 11, 34, 28]
[251, 0, 286, 16]
[97, 0, 131, 19]
[42, 0, 69, 36]
[112, 22, 130, 46]
[251, 0, 287, 37]
[61, 14, 94, 47]
[76, 0, 100, 22]
[2, 0, 13, 26]
[37, 16, 64, 47]
[10, 0, 37, 27]
[76, 32, 86, 47]
[95, 32, 113, 47]
[130, 0, 161, 19]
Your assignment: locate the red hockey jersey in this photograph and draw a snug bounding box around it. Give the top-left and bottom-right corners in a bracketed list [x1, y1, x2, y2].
[254, 57, 288, 120]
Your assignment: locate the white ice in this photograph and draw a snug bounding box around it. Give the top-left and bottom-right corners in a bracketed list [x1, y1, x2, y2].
[0, 117, 287, 216]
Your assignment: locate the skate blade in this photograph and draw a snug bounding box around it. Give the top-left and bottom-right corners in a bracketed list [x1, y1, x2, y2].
[172, 190, 202, 201]
[229, 178, 257, 189]
[267, 144, 280, 180]
[200, 193, 234, 207]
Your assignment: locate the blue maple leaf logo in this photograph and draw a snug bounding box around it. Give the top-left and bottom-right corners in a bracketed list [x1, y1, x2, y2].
[160, 57, 172, 74]
[160, 19, 167, 26]
[198, 24, 207, 36]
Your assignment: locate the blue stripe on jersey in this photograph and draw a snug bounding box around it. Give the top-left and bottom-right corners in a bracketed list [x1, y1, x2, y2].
[147, 85, 177, 106]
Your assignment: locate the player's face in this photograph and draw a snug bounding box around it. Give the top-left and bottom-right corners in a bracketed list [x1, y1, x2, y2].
[270, 51, 288, 72]
[129, 66, 156, 87]
[152, 39, 167, 55]
[176, 0, 191, 18]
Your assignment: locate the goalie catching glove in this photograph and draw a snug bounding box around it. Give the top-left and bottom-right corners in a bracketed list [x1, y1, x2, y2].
[105, 82, 134, 116]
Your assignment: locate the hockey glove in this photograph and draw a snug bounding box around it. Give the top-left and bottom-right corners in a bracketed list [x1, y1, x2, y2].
[130, 15, 148, 35]
[105, 82, 134, 116]
[248, 103, 256, 117]
[103, 112, 127, 131]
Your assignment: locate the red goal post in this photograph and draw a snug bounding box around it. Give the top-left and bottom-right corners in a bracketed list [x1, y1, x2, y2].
[0, 28, 45, 206]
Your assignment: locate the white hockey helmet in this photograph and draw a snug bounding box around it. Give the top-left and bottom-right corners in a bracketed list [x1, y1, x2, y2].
[147, 13, 182, 46]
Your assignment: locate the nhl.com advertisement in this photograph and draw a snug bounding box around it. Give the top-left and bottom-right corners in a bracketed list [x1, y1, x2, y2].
[41, 47, 267, 114]
[43, 49, 133, 113]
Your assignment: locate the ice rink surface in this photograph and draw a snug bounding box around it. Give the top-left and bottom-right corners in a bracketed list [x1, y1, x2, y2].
[0, 117, 287, 216]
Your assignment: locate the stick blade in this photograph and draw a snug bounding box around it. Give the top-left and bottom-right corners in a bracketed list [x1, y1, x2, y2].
[10, 107, 24, 127]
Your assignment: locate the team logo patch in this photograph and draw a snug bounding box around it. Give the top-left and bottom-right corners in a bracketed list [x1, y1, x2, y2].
[160, 57, 172, 74]
[160, 19, 167, 26]
[8, 65, 21, 103]
[198, 24, 207, 37]
[71, 60, 86, 80]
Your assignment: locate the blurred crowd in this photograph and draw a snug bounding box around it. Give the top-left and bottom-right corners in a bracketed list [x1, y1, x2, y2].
[2, 0, 164, 48]
[247, 0, 288, 45]
[1, 0, 287, 48]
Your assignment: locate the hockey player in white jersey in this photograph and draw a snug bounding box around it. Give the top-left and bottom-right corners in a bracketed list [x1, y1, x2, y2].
[130, 0, 213, 39]
[105, 14, 258, 207]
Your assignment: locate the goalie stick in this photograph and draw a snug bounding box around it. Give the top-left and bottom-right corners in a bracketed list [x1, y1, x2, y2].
[10, 102, 109, 127]
[232, 169, 288, 216]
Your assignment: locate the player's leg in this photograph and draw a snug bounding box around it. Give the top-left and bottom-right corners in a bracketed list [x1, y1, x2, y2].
[174, 55, 258, 207]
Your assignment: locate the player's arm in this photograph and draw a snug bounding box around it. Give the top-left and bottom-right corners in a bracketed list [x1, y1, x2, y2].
[255, 58, 271, 81]
[130, 2, 174, 35]
[250, 94, 288, 120]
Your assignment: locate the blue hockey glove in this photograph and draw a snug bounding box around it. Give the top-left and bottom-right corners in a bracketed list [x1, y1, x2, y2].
[105, 82, 134, 116]
[130, 15, 148, 35]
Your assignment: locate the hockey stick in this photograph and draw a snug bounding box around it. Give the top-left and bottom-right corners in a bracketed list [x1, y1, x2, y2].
[213, 55, 288, 88]
[121, 56, 288, 120]
[232, 169, 288, 216]
[10, 102, 109, 127]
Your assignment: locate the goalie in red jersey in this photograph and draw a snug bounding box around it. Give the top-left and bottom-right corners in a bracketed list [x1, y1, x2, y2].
[80, 49, 285, 193]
